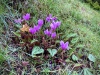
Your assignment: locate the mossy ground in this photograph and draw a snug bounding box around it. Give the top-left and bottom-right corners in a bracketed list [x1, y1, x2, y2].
[0, 0, 100, 75]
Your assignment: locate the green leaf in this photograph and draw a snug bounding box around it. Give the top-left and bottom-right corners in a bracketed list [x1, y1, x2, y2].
[76, 44, 85, 48]
[31, 46, 44, 57]
[72, 71, 78, 75]
[72, 54, 78, 61]
[67, 33, 78, 38]
[0, 54, 5, 63]
[55, 40, 60, 43]
[31, 39, 38, 44]
[0, 49, 6, 63]
[65, 59, 73, 63]
[83, 68, 93, 75]
[74, 63, 83, 68]
[88, 54, 96, 62]
[41, 68, 56, 73]
[42, 68, 51, 73]
[71, 37, 79, 44]
[15, 24, 22, 28]
[13, 30, 21, 37]
[47, 49, 57, 57]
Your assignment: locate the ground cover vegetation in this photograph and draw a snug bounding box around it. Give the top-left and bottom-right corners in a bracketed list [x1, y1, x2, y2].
[83, 0, 100, 10]
[0, 0, 100, 75]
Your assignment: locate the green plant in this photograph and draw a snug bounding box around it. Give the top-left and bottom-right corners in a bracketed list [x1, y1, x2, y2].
[31, 46, 44, 57]
[47, 49, 57, 57]
[0, 0, 100, 74]
[0, 48, 6, 64]
[83, 0, 100, 10]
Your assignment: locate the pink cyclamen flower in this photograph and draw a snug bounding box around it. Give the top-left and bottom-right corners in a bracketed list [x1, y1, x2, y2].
[55, 21, 61, 28]
[38, 19, 43, 27]
[14, 18, 23, 24]
[46, 14, 57, 22]
[50, 21, 61, 31]
[50, 23, 56, 31]
[29, 25, 41, 34]
[34, 25, 41, 32]
[52, 17, 57, 21]
[51, 32, 56, 39]
[29, 27, 36, 34]
[46, 14, 52, 22]
[44, 29, 51, 36]
[23, 13, 30, 20]
[60, 41, 69, 50]
[52, 21, 61, 28]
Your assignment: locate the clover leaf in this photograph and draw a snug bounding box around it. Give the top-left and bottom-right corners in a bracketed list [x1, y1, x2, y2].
[88, 54, 96, 62]
[31, 46, 44, 57]
[47, 49, 57, 57]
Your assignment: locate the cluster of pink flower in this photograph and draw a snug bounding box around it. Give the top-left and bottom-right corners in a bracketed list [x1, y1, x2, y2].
[44, 14, 61, 39]
[14, 13, 69, 51]
[29, 19, 43, 34]
[14, 13, 30, 24]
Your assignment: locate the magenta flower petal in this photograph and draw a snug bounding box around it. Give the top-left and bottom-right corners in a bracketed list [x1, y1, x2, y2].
[60, 40, 64, 46]
[46, 14, 52, 22]
[14, 18, 23, 24]
[46, 17, 51, 22]
[51, 32, 56, 38]
[46, 14, 58, 22]
[38, 19, 43, 27]
[56, 21, 61, 28]
[50, 23, 54, 28]
[52, 17, 57, 21]
[34, 25, 38, 30]
[33, 25, 41, 32]
[44, 29, 51, 36]
[29, 27, 33, 32]
[50, 23, 56, 30]
[52, 21, 61, 29]
[60, 41, 69, 50]
[44, 29, 48, 35]
[29, 27, 36, 34]
[49, 14, 52, 18]
[23, 13, 30, 20]
[65, 42, 69, 50]
[36, 25, 41, 31]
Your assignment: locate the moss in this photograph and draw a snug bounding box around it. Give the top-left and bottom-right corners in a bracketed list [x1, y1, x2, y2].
[84, 0, 100, 10]
[92, 1, 100, 10]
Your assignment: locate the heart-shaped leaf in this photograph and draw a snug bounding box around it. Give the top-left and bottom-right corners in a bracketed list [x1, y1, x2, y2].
[83, 68, 93, 75]
[31, 46, 44, 57]
[88, 54, 96, 62]
[47, 49, 57, 57]
[72, 54, 78, 61]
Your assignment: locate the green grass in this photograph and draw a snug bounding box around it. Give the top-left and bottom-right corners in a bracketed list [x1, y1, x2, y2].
[35, 0, 100, 58]
[0, 0, 100, 75]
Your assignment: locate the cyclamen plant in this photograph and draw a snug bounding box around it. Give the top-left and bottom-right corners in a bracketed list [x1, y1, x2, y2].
[14, 13, 69, 59]
[29, 19, 43, 34]
[60, 40, 69, 50]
